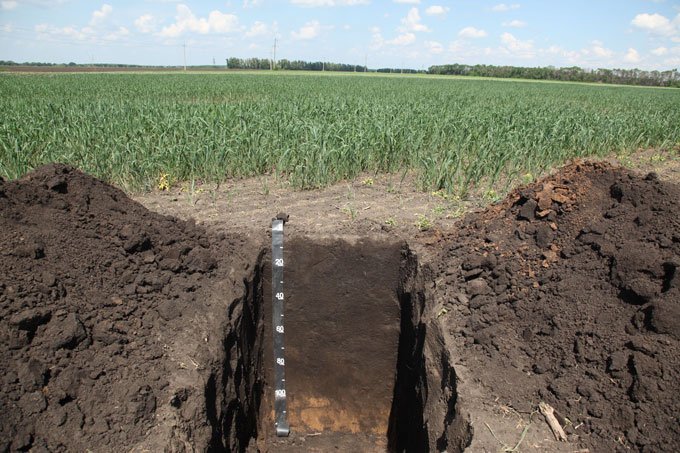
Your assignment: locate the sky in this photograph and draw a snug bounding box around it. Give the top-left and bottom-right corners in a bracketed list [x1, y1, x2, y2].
[1, 1, 679, 70]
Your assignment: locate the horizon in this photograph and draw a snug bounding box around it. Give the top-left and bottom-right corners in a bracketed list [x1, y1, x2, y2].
[1, 1, 679, 72]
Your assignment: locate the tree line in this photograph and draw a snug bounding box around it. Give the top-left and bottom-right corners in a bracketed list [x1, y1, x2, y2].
[428, 64, 680, 88]
[2, 58, 678, 87]
[226, 57, 367, 72]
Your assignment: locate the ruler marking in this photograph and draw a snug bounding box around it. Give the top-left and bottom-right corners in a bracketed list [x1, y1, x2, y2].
[271, 219, 290, 437]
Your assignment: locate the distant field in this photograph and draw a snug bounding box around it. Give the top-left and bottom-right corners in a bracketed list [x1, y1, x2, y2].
[1, 72, 679, 193]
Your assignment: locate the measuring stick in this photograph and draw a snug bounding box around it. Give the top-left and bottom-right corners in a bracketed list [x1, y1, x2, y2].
[271, 219, 290, 437]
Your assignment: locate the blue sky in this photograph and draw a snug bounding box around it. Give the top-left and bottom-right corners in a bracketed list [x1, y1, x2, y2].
[1, 1, 679, 70]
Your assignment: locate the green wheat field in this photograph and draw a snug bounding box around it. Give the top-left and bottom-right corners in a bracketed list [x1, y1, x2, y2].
[1, 72, 679, 193]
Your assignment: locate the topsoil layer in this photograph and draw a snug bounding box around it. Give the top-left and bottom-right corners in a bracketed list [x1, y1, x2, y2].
[437, 161, 680, 452]
[1, 159, 679, 452]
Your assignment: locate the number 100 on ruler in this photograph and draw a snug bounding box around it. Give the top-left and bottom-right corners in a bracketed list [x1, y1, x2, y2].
[271, 219, 290, 437]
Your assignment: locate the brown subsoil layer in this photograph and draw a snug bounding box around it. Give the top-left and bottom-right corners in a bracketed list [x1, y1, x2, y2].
[438, 161, 680, 452]
[1, 160, 679, 452]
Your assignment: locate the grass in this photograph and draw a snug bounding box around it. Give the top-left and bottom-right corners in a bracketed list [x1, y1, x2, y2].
[1, 72, 679, 194]
[415, 214, 433, 231]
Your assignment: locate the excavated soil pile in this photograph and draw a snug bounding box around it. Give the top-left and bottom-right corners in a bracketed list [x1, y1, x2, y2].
[0, 164, 254, 452]
[438, 162, 680, 452]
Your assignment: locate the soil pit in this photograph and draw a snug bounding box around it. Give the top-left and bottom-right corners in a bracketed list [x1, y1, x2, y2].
[241, 238, 469, 452]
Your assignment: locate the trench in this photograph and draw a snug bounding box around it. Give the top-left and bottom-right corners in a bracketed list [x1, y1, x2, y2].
[207, 238, 472, 452]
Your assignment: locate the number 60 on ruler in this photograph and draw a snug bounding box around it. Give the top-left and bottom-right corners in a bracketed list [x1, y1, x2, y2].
[271, 219, 290, 437]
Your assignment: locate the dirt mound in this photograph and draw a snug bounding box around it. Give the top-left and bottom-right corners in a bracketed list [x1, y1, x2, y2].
[438, 162, 680, 452]
[0, 164, 249, 452]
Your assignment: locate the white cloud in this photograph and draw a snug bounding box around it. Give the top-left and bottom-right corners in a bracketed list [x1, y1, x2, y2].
[243, 0, 262, 7]
[502, 20, 526, 28]
[500, 32, 534, 58]
[290, 0, 369, 6]
[159, 4, 240, 37]
[370, 26, 384, 49]
[590, 40, 613, 58]
[491, 3, 520, 12]
[664, 55, 680, 66]
[134, 14, 156, 33]
[393, 0, 420, 4]
[4, 0, 71, 7]
[291, 20, 320, 39]
[246, 20, 268, 37]
[1, 1, 17, 10]
[551, 40, 616, 66]
[35, 23, 89, 41]
[90, 4, 112, 26]
[388, 32, 416, 45]
[425, 5, 448, 16]
[104, 26, 130, 41]
[425, 40, 443, 54]
[209, 10, 240, 33]
[624, 47, 641, 63]
[440, 34, 677, 69]
[631, 12, 678, 36]
[458, 26, 487, 38]
[399, 7, 429, 32]
[448, 39, 493, 60]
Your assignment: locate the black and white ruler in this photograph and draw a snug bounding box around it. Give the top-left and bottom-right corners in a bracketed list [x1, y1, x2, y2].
[271, 219, 290, 437]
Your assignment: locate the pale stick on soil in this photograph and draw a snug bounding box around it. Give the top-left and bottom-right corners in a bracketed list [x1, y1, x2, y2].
[539, 402, 567, 442]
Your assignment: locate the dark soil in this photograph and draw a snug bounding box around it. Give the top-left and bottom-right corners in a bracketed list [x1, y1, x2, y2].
[0, 164, 254, 452]
[1, 159, 679, 452]
[438, 162, 680, 452]
[262, 239, 402, 440]
[258, 238, 469, 452]
[259, 238, 402, 451]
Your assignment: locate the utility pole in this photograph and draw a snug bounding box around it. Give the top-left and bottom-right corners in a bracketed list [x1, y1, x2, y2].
[182, 41, 187, 71]
[365, 54, 368, 72]
[271, 37, 277, 70]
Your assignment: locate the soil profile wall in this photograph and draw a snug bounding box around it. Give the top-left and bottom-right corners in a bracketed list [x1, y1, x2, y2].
[260, 237, 404, 449]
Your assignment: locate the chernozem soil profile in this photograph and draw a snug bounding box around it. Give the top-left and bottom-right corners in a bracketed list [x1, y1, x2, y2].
[260, 238, 402, 447]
